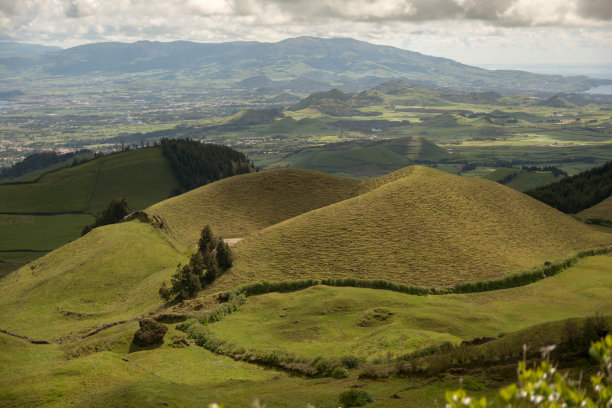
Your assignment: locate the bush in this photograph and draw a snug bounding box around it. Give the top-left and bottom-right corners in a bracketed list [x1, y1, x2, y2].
[341, 355, 363, 369]
[82, 197, 130, 235]
[331, 366, 349, 379]
[132, 318, 168, 346]
[339, 389, 373, 407]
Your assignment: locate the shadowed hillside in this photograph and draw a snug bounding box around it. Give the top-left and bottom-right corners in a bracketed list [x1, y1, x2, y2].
[146, 168, 362, 248]
[223, 166, 611, 290]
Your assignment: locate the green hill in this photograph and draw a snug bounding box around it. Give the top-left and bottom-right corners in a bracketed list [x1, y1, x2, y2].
[579, 195, 612, 223]
[146, 168, 362, 248]
[282, 136, 450, 177]
[289, 89, 383, 116]
[0, 221, 184, 340]
[222, 166, 610, 290]
[0, 148, 179, 264]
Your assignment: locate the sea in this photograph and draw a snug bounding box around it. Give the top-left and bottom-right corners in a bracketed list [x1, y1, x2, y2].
[477, 63, 612, 94]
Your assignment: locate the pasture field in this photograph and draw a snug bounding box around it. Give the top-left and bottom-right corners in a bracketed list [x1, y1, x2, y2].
[209, 255, 612, 360]
[0, 148, 179, 262]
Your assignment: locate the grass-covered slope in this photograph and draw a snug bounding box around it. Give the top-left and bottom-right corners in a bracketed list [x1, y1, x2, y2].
[224, 166, 611, 289]
[0, 221, 184, 339]
[0, 148, 178, 214]
[283, 136, 450, 177]
[210, 255, 612, 360]
[0, 148, 179, 263]
[146, 168, 361, 247]
[579, 196, 612, 221]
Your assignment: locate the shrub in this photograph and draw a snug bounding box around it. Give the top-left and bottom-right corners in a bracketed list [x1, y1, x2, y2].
[341, 355, 363, 369]
[339, 389, 373, 407]
[132, 318, 168, 347]
[331, 366, 349, 379]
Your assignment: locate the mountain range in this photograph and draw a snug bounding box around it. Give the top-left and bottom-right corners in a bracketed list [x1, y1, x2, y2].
[1, 37, 609, 93]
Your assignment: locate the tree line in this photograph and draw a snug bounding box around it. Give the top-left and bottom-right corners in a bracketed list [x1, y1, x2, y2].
[159, 138, 255, 195]
[525, 161, 612, 213]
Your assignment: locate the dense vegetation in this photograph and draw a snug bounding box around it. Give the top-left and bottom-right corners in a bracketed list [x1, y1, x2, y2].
[159, 138, 255, 194]
[159, 225, 233, 302]
[526, 161, 612, 213]
[0, 149, 91, 180]
[81, 197, 130, 235]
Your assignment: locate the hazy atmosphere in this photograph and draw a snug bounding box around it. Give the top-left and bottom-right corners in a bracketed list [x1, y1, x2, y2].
[1, 0, 612, 67]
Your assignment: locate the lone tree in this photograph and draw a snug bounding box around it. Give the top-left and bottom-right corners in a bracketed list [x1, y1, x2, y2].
[132, 318, 168, 347]
[82, 197, 130, 235]
[215, 238, 233, 271]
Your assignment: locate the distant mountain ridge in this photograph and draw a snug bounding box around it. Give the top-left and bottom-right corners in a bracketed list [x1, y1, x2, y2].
[1, 37, 608, 93]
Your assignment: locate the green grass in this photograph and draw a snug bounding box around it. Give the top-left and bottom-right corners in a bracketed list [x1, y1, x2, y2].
[147, 168, 361, 248]
[0, 213, 94, 251]
[0, 148, 179, 261]
[209, 255, 612, 361]
[0, 221, 185, 340]
[222, 166, 611, 291]
[579, 195, 612, 220]
[0, 326, 492, 408]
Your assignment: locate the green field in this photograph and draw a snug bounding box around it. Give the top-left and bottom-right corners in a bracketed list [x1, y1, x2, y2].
[210, 255, 612, 360]
[0, 148, 179, 262]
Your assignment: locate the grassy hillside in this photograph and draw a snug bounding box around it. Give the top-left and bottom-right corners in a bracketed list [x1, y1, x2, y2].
[146, 168, 361, 248]
[223, 166, 611, 290]
[282, 136, 450, 177]
[483, 168, 564, 192]
[0, 148, 179, 263]
[210, 255, 612, 360]
[579, 195, 612, 222]
[0, 221, 184, 340]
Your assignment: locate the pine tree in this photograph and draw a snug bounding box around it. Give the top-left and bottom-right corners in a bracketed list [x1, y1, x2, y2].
[216, 238, 233, 271]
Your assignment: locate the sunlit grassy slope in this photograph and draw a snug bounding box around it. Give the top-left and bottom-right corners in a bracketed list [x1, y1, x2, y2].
[0, 327, 464, 408]
[210, 255, 612, 359]
[223, 166, 611, 289]
[0, 221, 184, 340]
[0, 148, 179, 262]
[579, 195, 612, 220]
[146, 168, 361, 247]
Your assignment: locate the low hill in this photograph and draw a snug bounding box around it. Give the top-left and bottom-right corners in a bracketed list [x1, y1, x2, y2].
[146, 168, 362, 248]
[223, 166, 611, 290]
[0, 220, 184, 339]
[282, 136, 449, 177]
[289, 89, 382, 116]
[579, 195, 612, 221]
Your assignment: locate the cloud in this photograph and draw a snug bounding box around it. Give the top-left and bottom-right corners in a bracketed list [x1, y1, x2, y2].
[0, 0, 610, 65]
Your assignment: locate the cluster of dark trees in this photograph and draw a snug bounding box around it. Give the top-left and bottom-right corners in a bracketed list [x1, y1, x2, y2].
[521, 165, 568, 177]
[159, 225, 233, 302]
[525, 161, 612, 213]
[81, 197, 130, 236]
[159, 138, 255, 194]
[0, 149, 91, 180]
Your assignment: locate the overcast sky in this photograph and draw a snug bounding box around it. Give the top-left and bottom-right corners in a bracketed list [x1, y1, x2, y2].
[1, 0, 612, 69]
